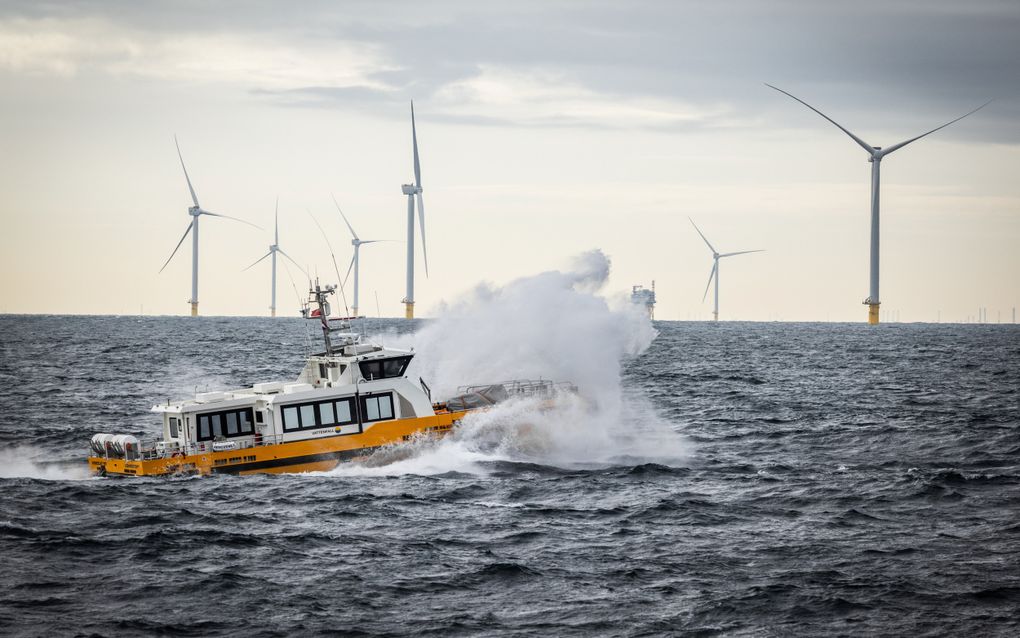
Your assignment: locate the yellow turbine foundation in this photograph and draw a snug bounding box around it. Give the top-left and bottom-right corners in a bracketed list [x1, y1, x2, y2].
[405, 301, 415, 319]
[867, 303, 880, 325]
[190, 302, 198, 317]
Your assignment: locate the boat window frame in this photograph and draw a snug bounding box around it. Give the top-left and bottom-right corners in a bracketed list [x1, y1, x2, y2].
[169, 416, 180, 439]
[282, 406, 299, 431]
[239, 410, 253, 434]
[358, 356, 413, 381]
[360, 392, 394, 424]
[195, 407, 256, 442]
[319, 401, 336, 425]
[299, 404, 316, 430]
[334, 399, 353, 424]
[278, 396, 359, 432]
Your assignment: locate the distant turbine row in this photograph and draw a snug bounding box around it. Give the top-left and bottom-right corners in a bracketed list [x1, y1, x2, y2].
[160, 102, 430, 319]
[162, 90, 988, 324]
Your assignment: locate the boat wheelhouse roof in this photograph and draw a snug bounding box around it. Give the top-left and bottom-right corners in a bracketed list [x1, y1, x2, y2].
[152, 342, 416, 413]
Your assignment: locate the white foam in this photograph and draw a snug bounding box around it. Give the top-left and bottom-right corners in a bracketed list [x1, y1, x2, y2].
[327, 249, 689, 477]
[0, 447, 92, 481]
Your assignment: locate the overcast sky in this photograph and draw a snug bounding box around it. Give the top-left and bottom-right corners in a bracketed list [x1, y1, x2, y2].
[1, 0, 1017, 321]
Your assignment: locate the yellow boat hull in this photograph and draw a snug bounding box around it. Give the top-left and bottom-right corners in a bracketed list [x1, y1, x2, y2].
[89, 410, 465, 477]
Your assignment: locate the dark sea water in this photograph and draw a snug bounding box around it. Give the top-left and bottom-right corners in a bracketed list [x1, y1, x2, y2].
[1, 315, 1018, 637]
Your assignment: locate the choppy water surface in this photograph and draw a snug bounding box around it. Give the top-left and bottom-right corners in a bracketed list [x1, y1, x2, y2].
[1, 315, 1018, 637]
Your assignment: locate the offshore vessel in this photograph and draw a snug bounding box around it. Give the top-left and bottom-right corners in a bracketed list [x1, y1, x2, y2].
[87, 283, 570, 477]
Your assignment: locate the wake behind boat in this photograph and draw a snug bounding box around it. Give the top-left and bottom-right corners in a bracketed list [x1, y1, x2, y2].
[87, 283, 574, 477]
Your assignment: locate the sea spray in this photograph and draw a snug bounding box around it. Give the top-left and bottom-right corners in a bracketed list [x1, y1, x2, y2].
[331, 250, 688, 475]
[0, 447, 92, 481]
[408, 250, 655, 407]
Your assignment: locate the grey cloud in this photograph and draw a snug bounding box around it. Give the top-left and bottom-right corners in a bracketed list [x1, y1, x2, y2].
[7, 0, 1019, 141]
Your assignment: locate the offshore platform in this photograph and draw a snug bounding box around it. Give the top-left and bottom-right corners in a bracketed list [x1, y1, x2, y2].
[631, 282, 656, 320]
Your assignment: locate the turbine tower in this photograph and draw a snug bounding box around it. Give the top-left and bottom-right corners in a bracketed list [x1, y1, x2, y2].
[243, 199, 307, 317]
[400, 100, 428, 319]
[690, 218, 763, 322]
[160, 136, 260, 317]
[766, 84, 990, 325]
[333, 195, 383, 319]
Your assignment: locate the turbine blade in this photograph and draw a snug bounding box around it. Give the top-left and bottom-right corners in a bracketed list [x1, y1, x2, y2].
[701, 261, 718, 303]
[331, 193, 359, 240]
[242, 251, 272, 272]
[343, 254, 355, 286]
[159, 221, 194, 273]
[880, 99, 993, 156]
[411, 100, 422, 188]
[416, 191, 428, 277]
[199, 210, 263, 230]
[174, 135, 200, 208]
[359, 239, 386, 245]
[274, 197, 279, 245]
[688, 217, 717, 254]
[276, 248, 309, 279]
[765, 83, 875, 155]
[304, 209, 344, 287]
[718, 249, 765, 258]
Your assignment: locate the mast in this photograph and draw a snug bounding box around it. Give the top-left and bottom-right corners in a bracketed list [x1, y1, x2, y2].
[310, 281, 336, 355]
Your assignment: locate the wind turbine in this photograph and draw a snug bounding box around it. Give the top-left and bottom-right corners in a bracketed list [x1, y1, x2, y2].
[766, 84, 990, 325]
[243, 199, 308, 317]
[400, 100, 428, 319]
[159, 136, 260, 317]
[332, 194, 383, 319]
[690, 218, 763, 322]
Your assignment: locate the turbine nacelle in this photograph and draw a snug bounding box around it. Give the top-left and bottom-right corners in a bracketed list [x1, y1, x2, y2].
[401, 184, 418, 195]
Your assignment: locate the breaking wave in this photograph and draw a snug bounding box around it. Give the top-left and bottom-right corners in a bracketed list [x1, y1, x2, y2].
[331, 249, 689, 476]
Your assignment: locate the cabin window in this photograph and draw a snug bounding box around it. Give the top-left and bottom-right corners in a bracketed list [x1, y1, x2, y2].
[255, 410, 264, 424]
[319, 401, 336, 425]
[334, 399, 353, 424]
[198, 415, 211, 440]
[359, 356, 412, 381]
[361, 394, 394, 423]
[283, 406, 299, 431]
[383, 358, 409, 378]
[239, 410, 253, 434]
[300, 404, 317, 428]
[212, 412, 226, 436]
[319, 363, 328, 379]
[279, 397, 357, 431]
[169, 417, 179, 438]
[195, 408, 256, 441]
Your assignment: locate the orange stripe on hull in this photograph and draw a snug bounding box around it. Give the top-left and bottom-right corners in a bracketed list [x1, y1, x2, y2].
[89, 411, 465, 477]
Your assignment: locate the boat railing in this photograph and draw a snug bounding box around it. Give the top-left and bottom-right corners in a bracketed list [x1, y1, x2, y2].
[456, 379, 578, 398]
[100, 432, 291, 461]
